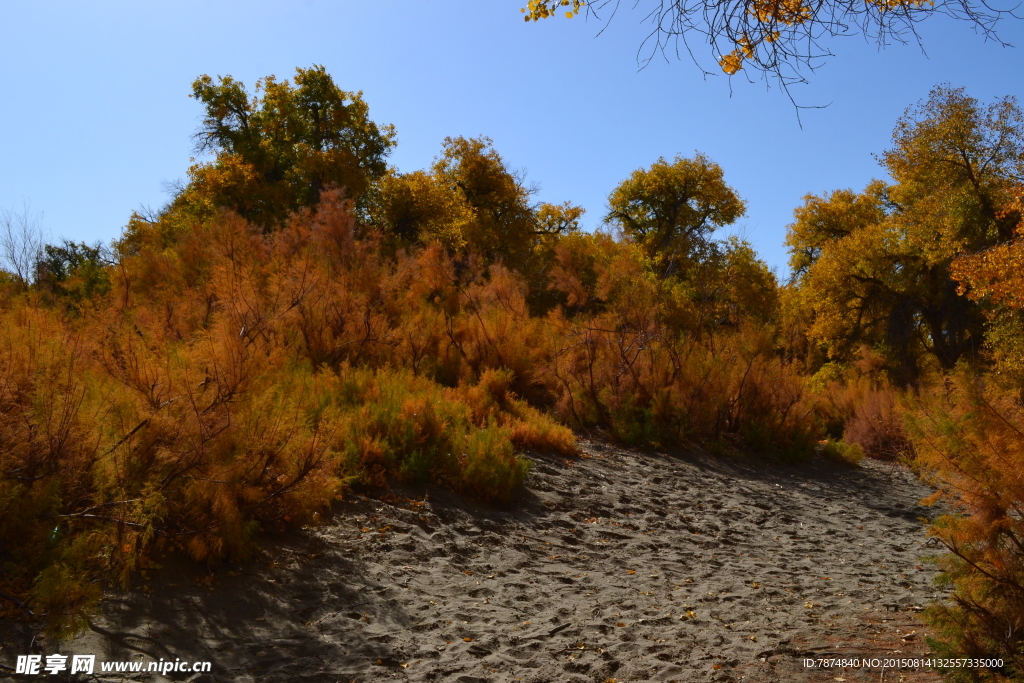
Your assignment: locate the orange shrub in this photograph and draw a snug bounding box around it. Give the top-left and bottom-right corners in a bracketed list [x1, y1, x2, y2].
[907, 371, 1024, 680]
[2, 191, 810, 638]
[539, 234, 816, 456]
[0, 195, 575, 636]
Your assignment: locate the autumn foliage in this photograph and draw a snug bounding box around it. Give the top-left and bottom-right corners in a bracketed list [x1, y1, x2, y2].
[786, 86, 1024, 680]
[905, 373, 1024, 680]
[0, 68, 816, 639]
[906, 181, 1024, 680]
[521, 0, 1010, 87]
[0, 64, 808, 634]
[6, 67, 1024, 680]
[0, 180, 807, 634]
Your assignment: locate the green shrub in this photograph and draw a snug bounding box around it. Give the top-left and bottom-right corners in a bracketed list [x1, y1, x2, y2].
[818, 440, 865, 467]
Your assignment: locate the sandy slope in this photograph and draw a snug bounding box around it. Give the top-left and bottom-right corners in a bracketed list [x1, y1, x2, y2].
[2, 440, 951, 682]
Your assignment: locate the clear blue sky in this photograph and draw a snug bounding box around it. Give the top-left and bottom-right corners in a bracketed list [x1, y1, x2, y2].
[1, 1, 1021, 275]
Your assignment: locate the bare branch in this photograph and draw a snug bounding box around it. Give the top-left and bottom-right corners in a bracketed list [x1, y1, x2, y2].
[526, 0, 1018, 94]
[0, 205, 46, 290]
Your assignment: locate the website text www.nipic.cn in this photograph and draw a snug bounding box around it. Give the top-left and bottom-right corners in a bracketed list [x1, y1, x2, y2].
[15, 654, 212, 676]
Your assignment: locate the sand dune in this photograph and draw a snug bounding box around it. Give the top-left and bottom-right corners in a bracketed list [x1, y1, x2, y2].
[2, 440, 948, 682]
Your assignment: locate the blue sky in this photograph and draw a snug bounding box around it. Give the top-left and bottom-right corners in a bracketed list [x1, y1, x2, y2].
[1, 1, 1021, 275]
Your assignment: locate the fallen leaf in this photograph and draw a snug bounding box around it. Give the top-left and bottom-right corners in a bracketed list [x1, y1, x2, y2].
[751, 582, 760, 589]
[627, 570, 636, 575]
[463, 637, 472, 642]
[615, 622, 626, 627]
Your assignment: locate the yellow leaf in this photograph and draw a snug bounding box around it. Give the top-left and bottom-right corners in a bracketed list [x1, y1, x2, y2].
[718, 50, 743, 75]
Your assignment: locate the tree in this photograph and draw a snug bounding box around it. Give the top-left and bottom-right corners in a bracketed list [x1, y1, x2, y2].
[785, 184, 888, 281]
[35, 240, 112, 303]
[950, 185, 1024, 380]
[604, 153, 746, 279]
[370, 136, 583, 272]
[0, 206, 45, 291]
[431, 136, 541, 269]
[906, 184, 1024, 678]
[521, 0, 1013, 86]
[787, 86, 1023, 381]
[370, 169, 477, 250]
[183, 65, 396, 228]
[716, 236, 780, 327]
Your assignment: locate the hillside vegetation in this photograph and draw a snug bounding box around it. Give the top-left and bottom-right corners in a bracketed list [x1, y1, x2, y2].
[1, 68, 1022, 680]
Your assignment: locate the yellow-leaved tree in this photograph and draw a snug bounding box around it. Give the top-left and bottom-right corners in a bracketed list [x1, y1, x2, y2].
[906, 185, 1024, 679]
[122, 65, 396, 246]
[785, 86, 1022, 383]
[604, 153, 747, 280]
[368, 136, 585, 295]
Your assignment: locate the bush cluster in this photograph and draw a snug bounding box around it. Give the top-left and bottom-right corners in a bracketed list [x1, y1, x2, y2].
[0, 188, 806, 636]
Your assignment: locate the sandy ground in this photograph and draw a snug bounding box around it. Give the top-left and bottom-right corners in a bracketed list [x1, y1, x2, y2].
[1, 440, 952, 682]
